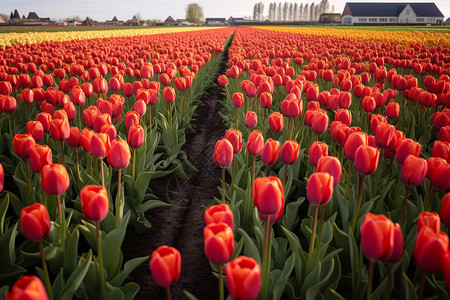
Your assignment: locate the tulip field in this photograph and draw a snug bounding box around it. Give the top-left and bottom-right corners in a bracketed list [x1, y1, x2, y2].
[0, 25, 450, 300]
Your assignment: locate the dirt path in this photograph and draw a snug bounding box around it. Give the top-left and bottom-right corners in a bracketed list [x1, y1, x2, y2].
[122, 54, 228, 299]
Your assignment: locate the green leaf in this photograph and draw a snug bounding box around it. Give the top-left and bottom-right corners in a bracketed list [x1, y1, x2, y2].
[282, 197, 305, 231]
[401, 272, 417, 300]
[237, 228, 261, 265]
[306, 259, 335, 300]
[0, 223, 18, 268]
[281, 226, 301, 254]
[184, 290, 199, 300]
[0, 193, 9, 236]
[58, 250, 93, 300]
[273, 253, 295, 300]
[63, 227, 79, 274]
[140, 200, 171, 213]
[230, 237, 244, 261]
[110, 256, 149, 287]
[103, 212, 130, 280]
[135, 172, 152, 203]
[119, 282, 140, 300]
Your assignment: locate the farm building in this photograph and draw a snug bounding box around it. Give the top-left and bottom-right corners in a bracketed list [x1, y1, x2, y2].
[205, 18, 227, 26]
[341, 2, 444, 26]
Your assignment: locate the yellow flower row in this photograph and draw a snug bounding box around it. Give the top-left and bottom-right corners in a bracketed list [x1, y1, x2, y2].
[0, 27, 219, 47]
[254, 26, 450, 47]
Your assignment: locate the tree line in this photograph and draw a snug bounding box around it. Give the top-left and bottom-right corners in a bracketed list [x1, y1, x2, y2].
[253, 0, 334, 21]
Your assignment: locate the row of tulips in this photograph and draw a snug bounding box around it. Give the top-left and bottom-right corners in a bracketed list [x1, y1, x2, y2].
[0, 28, 235, 299]
[203, 27, 450, 299]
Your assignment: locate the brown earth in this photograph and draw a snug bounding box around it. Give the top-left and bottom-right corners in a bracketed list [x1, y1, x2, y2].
[122, 60, 228, 299]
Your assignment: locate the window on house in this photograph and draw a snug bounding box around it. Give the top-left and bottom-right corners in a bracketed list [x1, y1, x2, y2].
[359, 18, 367, 22]
[379, 18, 388, 22]
[389, 18, 397, 22]
[369, 18, 377, 22]
[426, 18, 435, 23]
[406, 9, 410, 15]
[416, 18, 424, 22]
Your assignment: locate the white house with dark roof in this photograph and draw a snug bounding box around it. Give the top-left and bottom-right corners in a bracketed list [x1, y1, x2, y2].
[341, 2, 444, 25]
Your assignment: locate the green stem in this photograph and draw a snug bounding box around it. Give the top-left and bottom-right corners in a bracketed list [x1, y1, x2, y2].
[344, 161, 354, 201]
[166, 286, 172, 300]
[219, 263, 224, 300]
[252, 156, 256, 185]
[306, 205, 319, 274]
[418, 271, 426, 300]
[399, 184, 410, 229]
[75, 148, 80, 180]
[96, 221, 104, 287]
[260, 214, 272, 300]
[386, 264, 392, 300]
[425, 187, 435, 212]
[236, 107, 239, 129]
[314, 205, 326, 266]
[264, 164, 269, 176]
[149, 105, 152, 136]
[366, 260, 375, 300]
[60, 141, 65, 164]
[351, 174, 366, 234]
[57, 194, 65, 247]
[39, 240, 54, 300]
[100, 159, 104, 187]
[89, 154, 93, 177]
[115, 169, 122, 223]
[132, 148, 136, 180]
[169, 102, 173, 128]
[26, 159, 32, 205]
[221, 168, 226, 203]
[289, 117, 293, 140]
[8, 113, 13, 137]
[283, 164, 289, 186]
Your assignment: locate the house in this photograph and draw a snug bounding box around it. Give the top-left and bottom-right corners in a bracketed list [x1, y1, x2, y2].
[205, 18, 227, 26]
[0, 15, 6, 24]
[164, 16, 180, 26]
[319, 13, 342, 24]
[105, 16, 123, 26]
[125, 15, 140, 26]
[341, 3, 444, 26]
[227, 17, 245, 25]
[444, 18, 450, 25]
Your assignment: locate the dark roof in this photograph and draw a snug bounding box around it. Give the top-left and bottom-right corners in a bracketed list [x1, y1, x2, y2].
[165, 16, 177, 22]
[27, 12, 40, 19]
[205, 18, 226, 22]
[112, 16, 118, 21]
[409, 3, 443, 17]
[227, 17, 245, 22]
[345, 2, 443, 17]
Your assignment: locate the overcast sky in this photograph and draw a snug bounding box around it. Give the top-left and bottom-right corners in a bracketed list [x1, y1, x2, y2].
[2, 0, 449, 21]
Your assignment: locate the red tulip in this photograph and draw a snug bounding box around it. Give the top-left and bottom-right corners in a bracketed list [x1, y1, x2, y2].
[125, 111, 140, 131]
[41, 164, 69, 195]
[401, 155, 427, 186]
[80, 128, 93, 153]
[225, 256, 261, 300]
[149, 246, 182, 287]
[128, 125, 145, 148]
[213, 139, 234, 168]
[417, 211, 440, 234]
[253, 176, 284, 220]
[20, 203, 51, 242]
[232, 92, 244, 108]
[307, 172, 334, 206]
[36, 112, 52, 132]
[224, 129, 242, 154]
[13, 133, 35, 159]
[261, 139, 280, 166]
[317, 156, 342, 186]
[382, 223, 403, 264]
[93, 113, 112, 133]
[281, 97, 302, 118]
[218, 75, 228, 87]
[308, 141, 328, 167]
[245, 111, 257, 129]
[0, 81, 12, 95]
[204, 223, 234, 265]
[133, 99, 147, 116]
[50, 119, 70, 141]
[335, 109, 352, 127]
[204, 203, 234, 231]
[246, 130, 264, 157]
[431, 163, 450, 190]
[439, 126, 450, 142]
[362, 96, 376, 112]
[90, 133, 110, 159]
[29, 145, 52, 173]
[360, 213, 394, 261]
[81, 185, 109, 221]
[67, 126, 80, 148]
[5, 276, 49, 300]
[375, 123, 394, 149]
[0, 163, 3, 193]
[396, 138, 421, 165]
[414, 227, 449, 274]
[354, 145, 379, 175]
[268, 112, 284, 133]
[385, 102, 399, 119]
[344, 132, 368, 161]
[259, 92, 272, 109]
[163, 86, 176, 103]
[432, 141, 450, 163]
[26, 121, 44, 143]
[107, 139, 131, 170]
[440, 193, 450, 228]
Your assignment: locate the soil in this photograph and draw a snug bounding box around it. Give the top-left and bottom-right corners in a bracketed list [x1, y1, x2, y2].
[122, 58, 228, 298]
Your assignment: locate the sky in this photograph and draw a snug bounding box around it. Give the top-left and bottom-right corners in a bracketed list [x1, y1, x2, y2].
[2, 0, 449, 22]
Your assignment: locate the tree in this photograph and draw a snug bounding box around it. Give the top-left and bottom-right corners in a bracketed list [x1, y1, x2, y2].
[186, 3, 204, 23]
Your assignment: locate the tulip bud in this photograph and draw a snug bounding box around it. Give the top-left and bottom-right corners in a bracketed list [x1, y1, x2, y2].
[204, 203, 234, 231]
[307, 172, 334, 206]
[125, 111, 140, 131]
[20, 203, 51, 242]
[149, 246, 182, 287]
[50, 119, 70, 141]
[213, 139, 234, 168]
[204, 223, 234, 265]
[317, 156, 342, 186]
[128, 125, 145, 148]
[163, 86, 176, 103]
[417, 211, 440, 234]
[253, 176, 284, 220]
[81, 185, 109, 221]
[232, 92, 244, 108]
[440, 193, 450, 228]
[375, 123, 394, 149]
[261, 139, 280, 166]
[218, 75, 228, 87]
[396, 138, 421, 165]
[13, 133, 36, 159]
[224, 129, 242, 154]
[414, 227, 449, 274]
[360, 213, 394, 261]
[344, 132, 368, 161]
[401, 155, 427, 186]
[382, 223, 403, 264]
[41, 164, 70, 195]
[225, 256, 261, 300]
[246, 130, 264, 157]
[385, 102, 400, 119]
[280, 140, 299, 165]
[5, 276, 49, 300]
[308, 141, 328, 167]
[29, 145, 52, 173]
[268, 112, 284, 133]
[245, 111, 257, 130]
[431, 163, 450, 190]
[36, 112, 52, 132]
[107, 139, 131, 170]
[26, 121, 44, 143]
[354, 145, 379, 175]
